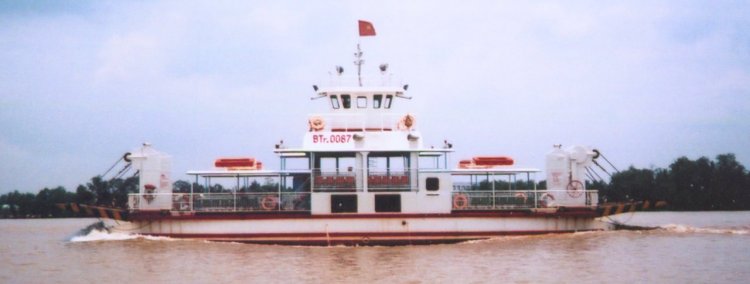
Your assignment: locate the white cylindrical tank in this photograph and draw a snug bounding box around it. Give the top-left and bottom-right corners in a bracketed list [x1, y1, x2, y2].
[545, 145, 569, 191]
[128, 143, 172, 210]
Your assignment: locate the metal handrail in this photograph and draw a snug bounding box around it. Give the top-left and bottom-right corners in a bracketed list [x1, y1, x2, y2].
[312, 171, 356, 192]
[309, 170, 415, 192]
[450, 190, 599, 210]
[128, 192, 311, 212]
[367, 171, 411, 190]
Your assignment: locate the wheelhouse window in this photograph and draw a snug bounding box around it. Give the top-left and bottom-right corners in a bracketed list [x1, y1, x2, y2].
[341, 94, 351, 109]
[373, 94, 382, 109]
[384, 95, 393, 109]
[357, 96, 367, 108]
[330, 96, 340, 109]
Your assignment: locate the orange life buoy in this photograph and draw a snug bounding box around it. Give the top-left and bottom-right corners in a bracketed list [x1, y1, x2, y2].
[261, 195, 278, 211]
[453, 193, 469, 210]
[397, 114, 415, 130]
[309, 116, 325, 131]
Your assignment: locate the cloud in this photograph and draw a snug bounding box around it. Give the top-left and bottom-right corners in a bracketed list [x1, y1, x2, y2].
[1, 1, 749, 193]
[95, 33, 164, 82]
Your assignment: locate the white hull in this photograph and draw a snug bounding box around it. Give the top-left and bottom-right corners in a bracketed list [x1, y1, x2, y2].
[114, 211, 611, 245]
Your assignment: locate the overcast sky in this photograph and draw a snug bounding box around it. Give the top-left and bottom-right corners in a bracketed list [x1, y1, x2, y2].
[1, 1, 749, 193]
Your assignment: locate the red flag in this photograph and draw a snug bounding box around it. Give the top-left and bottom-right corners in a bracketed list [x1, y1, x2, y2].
[358, 20, 376, 36]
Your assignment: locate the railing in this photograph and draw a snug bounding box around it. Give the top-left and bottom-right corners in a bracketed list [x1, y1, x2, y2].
[320, 74, 402, 87]
[450, 190, 599, 210]
[453, 182, 534, 192]
[311, 171, 413, 192]
[367, 171, 411, 191]
[451, 190, 538, 210]
[313, 172, 356, 192]
[309, 113, 408, 132]
[128, 192, 311, 212]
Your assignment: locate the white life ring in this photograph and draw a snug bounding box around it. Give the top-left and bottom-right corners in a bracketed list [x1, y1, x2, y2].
[514, 192, 528, 204]
[540, 193, 555, 207]
[567, 180, 584, 198]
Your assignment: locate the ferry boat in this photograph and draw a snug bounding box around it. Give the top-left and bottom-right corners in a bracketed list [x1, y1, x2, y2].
[113, 25, 615, 245]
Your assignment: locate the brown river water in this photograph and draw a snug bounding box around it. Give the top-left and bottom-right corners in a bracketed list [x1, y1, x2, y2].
[1, 212, 749, 283]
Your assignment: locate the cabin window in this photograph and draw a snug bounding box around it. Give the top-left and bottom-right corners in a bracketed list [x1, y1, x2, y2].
[331, 195, 357, 213]
[318, 156, 356, 173]
[426, 177, 440, 191]
[368, 153, 409, 173]
[384, 95, 393, 109]
[341, 94, 351, 109]
[373, 94, 383, 109]
[314, 154, 357, 192]
[418, 155, 444, 170]
[357, 96, 367, 108]
[375, 195, 401, 212]
[331, 96, 340, 109]
[367, 152, 411, 191]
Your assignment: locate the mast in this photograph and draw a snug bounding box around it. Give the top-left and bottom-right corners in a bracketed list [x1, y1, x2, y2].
[354, 43, 364, 87]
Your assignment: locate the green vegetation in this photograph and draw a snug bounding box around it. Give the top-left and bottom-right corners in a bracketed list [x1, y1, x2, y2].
[0, 176, 138, 218]
[1, 153, 748, 218]
[601, 153, 750, 210]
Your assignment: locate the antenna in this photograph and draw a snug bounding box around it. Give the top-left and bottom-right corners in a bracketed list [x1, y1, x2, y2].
[379, 63, 388, 73]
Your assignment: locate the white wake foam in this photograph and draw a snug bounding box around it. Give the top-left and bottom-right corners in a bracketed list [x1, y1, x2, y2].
[660, 224, 749, 235]
[69, 228, 174, 243]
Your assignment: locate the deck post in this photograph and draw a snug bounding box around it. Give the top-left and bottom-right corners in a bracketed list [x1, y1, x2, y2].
[492, 173, 496, 209]
[191, 175, 196, 211]
[234, 175, 238, 211]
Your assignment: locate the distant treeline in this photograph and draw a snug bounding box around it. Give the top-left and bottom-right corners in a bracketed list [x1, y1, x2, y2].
[0, 176, 138, 218]
[600, 153, 750, 210]
[1, 153, 749, 218]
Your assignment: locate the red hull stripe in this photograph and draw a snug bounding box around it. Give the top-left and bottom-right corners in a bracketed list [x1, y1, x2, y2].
[146, 230, 600, 245]
[152, 230, 584, 238]
[130, 209, 600, 221]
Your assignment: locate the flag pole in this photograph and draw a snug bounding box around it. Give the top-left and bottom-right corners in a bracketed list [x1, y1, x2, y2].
[355, 20, 375, 87]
